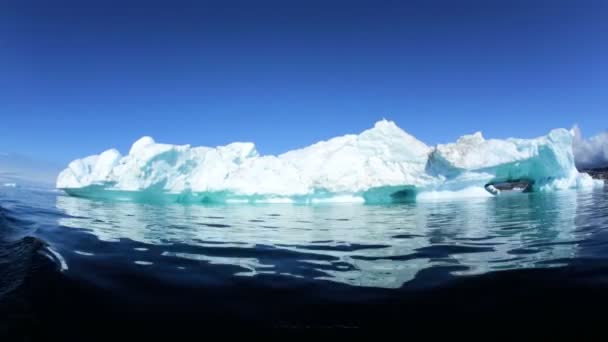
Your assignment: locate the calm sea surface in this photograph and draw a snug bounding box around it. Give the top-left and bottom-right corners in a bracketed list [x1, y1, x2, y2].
[1, 186, 608, 335]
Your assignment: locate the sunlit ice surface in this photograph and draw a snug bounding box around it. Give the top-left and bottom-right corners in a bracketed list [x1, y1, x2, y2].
[51, 188, 605, 289]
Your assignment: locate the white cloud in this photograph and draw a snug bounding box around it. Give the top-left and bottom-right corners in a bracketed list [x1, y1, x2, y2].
[572, 125, 608, 169]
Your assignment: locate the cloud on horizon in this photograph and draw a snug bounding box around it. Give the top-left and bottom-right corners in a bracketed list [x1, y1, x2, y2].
[572, 125, 608, 170]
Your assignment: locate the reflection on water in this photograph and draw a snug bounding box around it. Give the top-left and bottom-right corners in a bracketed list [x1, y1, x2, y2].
[54, 190, 604, 289]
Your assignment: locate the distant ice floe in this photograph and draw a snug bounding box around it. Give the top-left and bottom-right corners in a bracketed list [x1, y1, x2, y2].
[56, 120, 604, 204]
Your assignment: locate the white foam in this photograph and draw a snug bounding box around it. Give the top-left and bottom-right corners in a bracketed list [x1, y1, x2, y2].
[134, 260, 153, 266]
[43, 247, 68, 271]
[226, 199, 249, 204]
[310, 195, 366, 204]
[416, 187, 493, 202]
[256, 198, 294, 204]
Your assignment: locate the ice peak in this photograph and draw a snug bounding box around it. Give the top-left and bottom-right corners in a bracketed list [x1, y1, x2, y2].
[367, 119, 423, 142]
[457, 132, 485, 144]
[570, 125, 582, 138]
[372, 119, 400, 132]
[129, 136, 156, 155]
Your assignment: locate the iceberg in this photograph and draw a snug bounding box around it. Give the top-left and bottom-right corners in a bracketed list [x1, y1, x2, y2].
[57, 120, 603, 204]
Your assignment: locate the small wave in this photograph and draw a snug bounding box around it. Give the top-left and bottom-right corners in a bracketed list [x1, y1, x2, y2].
[0, 236, 46, 300]
[40, 246, 68, 271]
[0, 204, 66, 303]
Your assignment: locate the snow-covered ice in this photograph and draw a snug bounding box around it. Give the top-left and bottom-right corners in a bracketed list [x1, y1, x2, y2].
[57, 120, 604, 204]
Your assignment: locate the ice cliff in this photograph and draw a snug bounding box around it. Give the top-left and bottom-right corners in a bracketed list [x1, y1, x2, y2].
[57, 120, 603, 204]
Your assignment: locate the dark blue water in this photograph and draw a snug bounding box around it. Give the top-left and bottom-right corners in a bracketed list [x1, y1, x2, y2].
[1, 186, 608, 336]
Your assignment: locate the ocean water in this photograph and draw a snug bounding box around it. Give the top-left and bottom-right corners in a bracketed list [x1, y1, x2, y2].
[1, 185, 608, 335]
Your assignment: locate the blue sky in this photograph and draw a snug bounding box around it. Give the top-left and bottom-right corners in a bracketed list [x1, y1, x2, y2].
[1, 0, 607, 165]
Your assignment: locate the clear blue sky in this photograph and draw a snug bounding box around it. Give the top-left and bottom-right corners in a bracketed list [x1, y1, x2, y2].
[1, 0, 607, 165]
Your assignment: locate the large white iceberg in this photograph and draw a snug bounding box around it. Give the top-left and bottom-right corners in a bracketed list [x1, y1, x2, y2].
[57, 120, 603, 204]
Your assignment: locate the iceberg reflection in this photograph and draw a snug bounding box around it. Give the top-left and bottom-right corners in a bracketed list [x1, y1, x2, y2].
[56, 192, 586, 288]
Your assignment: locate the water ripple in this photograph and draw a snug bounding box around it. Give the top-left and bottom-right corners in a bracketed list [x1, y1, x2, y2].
[3, 187, 606, 290]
